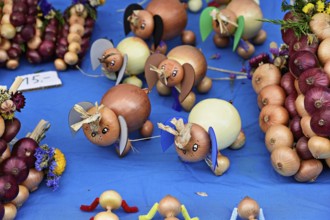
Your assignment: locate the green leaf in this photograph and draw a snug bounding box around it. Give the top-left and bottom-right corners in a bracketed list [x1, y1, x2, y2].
[233, 16, 245, 51]
[199, 7, 217, 42]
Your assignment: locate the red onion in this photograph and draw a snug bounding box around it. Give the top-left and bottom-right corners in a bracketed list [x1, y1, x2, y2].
[12, 2, 28, 14]
[0, 175, 19, 202]
[281, 72, 296, 95]
[285, 92, 298, 118]
[1, 118, 21, 143]
[38, 40, 55, 58]
[281, 12, 298, 45]
[0, 139, 10, 162]
[289, 51, 319, 78]
[26, 50, 42, 64]
[289, 34, 319, 54]
[298, 68, 329, 94]
[304, 86, 330, 115]
[296, 136, 314, 160]
[0, 203, 4, 219]
[290, 116, 304, 141]
[0, 157, 29, 184]
[310, 109, 330, 137]
[10, 12, 26, 27]
[11, 137, 39, 168]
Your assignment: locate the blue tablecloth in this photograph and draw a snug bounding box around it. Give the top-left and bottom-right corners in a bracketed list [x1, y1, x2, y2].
[1, 1, 330, 220]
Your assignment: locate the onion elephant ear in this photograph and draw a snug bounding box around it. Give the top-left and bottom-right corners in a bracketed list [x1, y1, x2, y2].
[233, 16, 245, 51]
[90, 38, 114, 70]
[208, 127, 218, 171]
[116, 54, 128, 85]
[158, 117, 187, 152]
[124, 3, 144, 35]
[144, 53, 167, 92]
[199, 6, 217, 41]
[117, 115, 128, 156]
[152, 15, 164, 48]
[68, 101, 94, 135]
[179, 63, 195, 103]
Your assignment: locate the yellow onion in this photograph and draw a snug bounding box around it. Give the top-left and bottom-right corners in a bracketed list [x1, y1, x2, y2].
[259, 105, 289, 133]
[252, 63, 281, 94]
[237, 196, 260, 220]
[22, 168, 44, 192]
[3, 203, 17, 220]
[167, 45, 207, 85]
[271, 146, 301, 176]
[116, 37, 150, 75]
[158, 195, 181, 218]
[94, 211, 119, 220]
[11, 185, 29, 207]
[307, 136, 330, 159]
[265, 124, 294, 153]
[294, 159, 323, 182]
[189, 99, 241, 150]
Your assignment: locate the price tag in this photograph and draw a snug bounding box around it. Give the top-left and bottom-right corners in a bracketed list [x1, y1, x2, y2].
[18, 71, 62, 92]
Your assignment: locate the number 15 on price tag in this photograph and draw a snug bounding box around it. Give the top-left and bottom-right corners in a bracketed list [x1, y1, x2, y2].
[18, 71, 63, 92]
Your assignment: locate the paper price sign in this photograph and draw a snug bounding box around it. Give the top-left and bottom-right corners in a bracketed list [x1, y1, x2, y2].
[18, 71, 62, 92]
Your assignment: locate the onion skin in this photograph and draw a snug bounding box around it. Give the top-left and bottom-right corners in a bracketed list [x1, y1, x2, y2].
[1, 118, 21, 143]
[0, 157, 29, 184]
[158, 195, 181, 218]
[259, 105, 289, 133]
[229, 130, 246, 150]
[180, 92, 196, 112]
[271, 146, 301, 176]
[167, 45, 207, 86]
[257, 85, 286, 109]
[94, 211, 119, 220]
[300, 115, 316, 138]
[3, 203, 17, 220]
[296, 136, 314, 160]
[295, 94, 309, 117]
[317, 37, 330, 65]
[0, 139, 11, 163]
[290, 116, 304, 141]
[11, 137, 39, 168]
[310, 13, 330, 41]
[298, 68, 329, 95]
[101, 84, 151, 133]
[237, 196, 260, 220]
[146, 0, 187, 41]
[140, 120, 153, 138]
[0, 175, 19, 202]
[252, 63, 281, 94]
[99, 190, 122, 211]
[213, 154, 230, 176]
[265, 124, 294, 153]
[294, 159, 323, 183]
[280, 72, 296, 95]
[285, 92, 298, 118]
[308, 136, 330, 159]
[289, 51, 319, 79]
[304, 86, 330, 115]
[226, 0, 263, 39]
[310, 109, 330, 137]
[22, 168, 44, 192]
[11, 185, 29, 207]
[289, 34, 319, 54]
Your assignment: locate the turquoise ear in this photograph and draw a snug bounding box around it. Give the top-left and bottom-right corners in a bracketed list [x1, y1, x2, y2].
[233, 16, 245, 51]
[199, 7, 218, 42]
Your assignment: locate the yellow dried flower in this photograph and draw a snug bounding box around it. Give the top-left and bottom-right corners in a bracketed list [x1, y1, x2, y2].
[302, 3, 315, 14]
[316, 1, 325, 12]
[326, 4, 330, 14]
[53, 148, 66, 176]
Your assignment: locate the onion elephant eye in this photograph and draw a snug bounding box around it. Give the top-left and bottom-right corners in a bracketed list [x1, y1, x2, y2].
[161, 65, 165, 70]
[172, 69, 177, 77]
[141, 23, 146, 30]
[192, 144, 198, 152]
[110, 60, 115, 66]
[102, 127, 109, 134]
[183, 150, 187, 154]
[91, 132, 97, 137]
